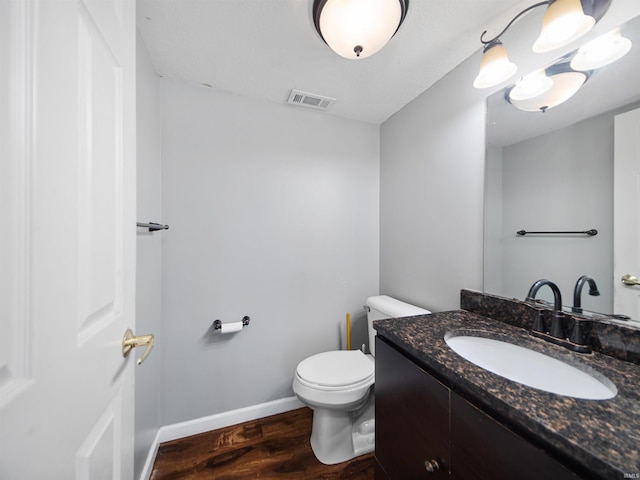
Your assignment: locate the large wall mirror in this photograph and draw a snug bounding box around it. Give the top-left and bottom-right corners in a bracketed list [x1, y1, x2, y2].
[484, 13, 640, 323]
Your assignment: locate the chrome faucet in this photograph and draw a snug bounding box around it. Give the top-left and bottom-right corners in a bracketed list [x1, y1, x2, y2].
[526, 279, 564, 339]
[572, 275, 600, 313]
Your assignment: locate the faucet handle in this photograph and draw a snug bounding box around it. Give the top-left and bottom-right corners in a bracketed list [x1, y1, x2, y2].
[549, 311, 565, 339]
[532, 310, 545, 333]
[567, 319, 592, 353]
[569, 320, 588, 346]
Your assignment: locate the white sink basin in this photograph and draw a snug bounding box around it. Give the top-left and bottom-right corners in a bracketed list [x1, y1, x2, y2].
[445, 334, 617, 400]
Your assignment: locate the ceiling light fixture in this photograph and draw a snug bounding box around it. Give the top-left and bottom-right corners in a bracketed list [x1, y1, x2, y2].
[473, 0, 611, 89]
[313, 0, 409, 59]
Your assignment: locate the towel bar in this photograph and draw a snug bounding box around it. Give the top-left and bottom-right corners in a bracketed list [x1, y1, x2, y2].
[137, 222, 169, 232]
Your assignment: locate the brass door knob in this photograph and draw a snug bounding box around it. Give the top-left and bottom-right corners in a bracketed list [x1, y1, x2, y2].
[122, 328, 154, 365]
[621, 274, 640, 286]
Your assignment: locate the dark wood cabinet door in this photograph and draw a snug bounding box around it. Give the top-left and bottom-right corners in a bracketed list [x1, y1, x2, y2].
[376, 338, 450, 479]
[375, 458, 391, 480]
[450, 394, 580, 480]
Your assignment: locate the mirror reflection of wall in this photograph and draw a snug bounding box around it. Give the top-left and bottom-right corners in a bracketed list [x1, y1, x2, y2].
[485, 110, 615, 312]
[484, 14, 640, 317]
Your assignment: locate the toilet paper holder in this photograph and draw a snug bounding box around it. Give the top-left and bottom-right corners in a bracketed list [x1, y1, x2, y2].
[213, 315, 250, 331]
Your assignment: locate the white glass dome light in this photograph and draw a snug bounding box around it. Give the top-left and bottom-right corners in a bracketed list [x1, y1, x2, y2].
[570, 27, 632, 71]
[533, 0, 596, 53]
[508, 67, 588, 112]
[508, 70, 553, 101]
[313, 0, 408, 59]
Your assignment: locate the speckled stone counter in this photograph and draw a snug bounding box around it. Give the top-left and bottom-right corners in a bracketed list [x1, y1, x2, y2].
[374, 307, 640, 479]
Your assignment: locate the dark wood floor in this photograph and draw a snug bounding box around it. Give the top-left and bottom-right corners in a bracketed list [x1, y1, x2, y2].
[151, 407, 375, 479]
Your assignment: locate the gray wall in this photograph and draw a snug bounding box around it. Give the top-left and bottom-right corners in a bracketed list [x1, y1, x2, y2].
[160, 79, 380, 424]
[379, 56, 487, 312]
[134, 33, 163, 478]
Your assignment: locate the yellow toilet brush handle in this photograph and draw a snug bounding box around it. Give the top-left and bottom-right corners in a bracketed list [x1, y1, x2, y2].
[346, 313, 351, 350]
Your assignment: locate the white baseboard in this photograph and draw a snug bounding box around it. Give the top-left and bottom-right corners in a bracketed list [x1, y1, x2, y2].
[139, 396, 305, 480]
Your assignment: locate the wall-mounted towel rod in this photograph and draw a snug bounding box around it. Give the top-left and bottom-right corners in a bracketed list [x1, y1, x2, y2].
[137, 222, 169, 232]
[517, 229, 597, 236]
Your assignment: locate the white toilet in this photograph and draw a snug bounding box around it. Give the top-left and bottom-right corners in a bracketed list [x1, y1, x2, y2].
[292, 295, 430, 465]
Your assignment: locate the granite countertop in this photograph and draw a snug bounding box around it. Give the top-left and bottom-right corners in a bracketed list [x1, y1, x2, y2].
[374, 310, 640, 479]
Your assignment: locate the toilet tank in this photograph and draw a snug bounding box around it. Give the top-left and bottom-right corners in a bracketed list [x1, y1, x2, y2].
[365, 295, 430, 356]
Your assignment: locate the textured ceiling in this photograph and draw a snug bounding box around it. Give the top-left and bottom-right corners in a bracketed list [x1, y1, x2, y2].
[136, 0, 535, 124]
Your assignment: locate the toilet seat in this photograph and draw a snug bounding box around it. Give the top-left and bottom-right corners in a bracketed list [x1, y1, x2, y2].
[296, 350, 374, 388]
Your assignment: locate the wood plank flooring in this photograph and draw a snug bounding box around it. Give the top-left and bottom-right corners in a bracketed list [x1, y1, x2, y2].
[151, 407, 375, 479]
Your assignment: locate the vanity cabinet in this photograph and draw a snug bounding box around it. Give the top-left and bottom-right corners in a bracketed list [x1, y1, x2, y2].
[375, 337, 581, 480]
[375, 336, 450, 478]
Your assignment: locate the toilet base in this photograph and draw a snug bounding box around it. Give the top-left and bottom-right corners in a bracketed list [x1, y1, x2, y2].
[309, 396, 375, 465]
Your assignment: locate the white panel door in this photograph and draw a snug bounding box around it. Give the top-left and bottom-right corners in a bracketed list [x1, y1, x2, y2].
[614, 108, 640, 321]
[0, 0, 137, 478]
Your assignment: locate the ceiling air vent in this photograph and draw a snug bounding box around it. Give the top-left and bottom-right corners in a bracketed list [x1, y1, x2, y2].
[287, 89, 335, 111]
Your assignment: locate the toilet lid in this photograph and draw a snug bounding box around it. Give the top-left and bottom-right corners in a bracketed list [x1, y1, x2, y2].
[296, 350, 374, 387]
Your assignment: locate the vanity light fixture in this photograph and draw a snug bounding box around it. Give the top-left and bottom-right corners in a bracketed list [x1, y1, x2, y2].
[473, 0, 612, 89]
[508, 70, 553, 102]
[472, 40, 518, 89]
[570, 27, 633, 70]
[506, 62, 589, 112]
[312, 0, 409, 59]
[505, 24, 632, 113]
[532, 0, 595, 53]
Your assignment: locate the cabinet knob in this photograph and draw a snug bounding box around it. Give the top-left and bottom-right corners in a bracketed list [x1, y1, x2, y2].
[424, 458, 441, 474]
